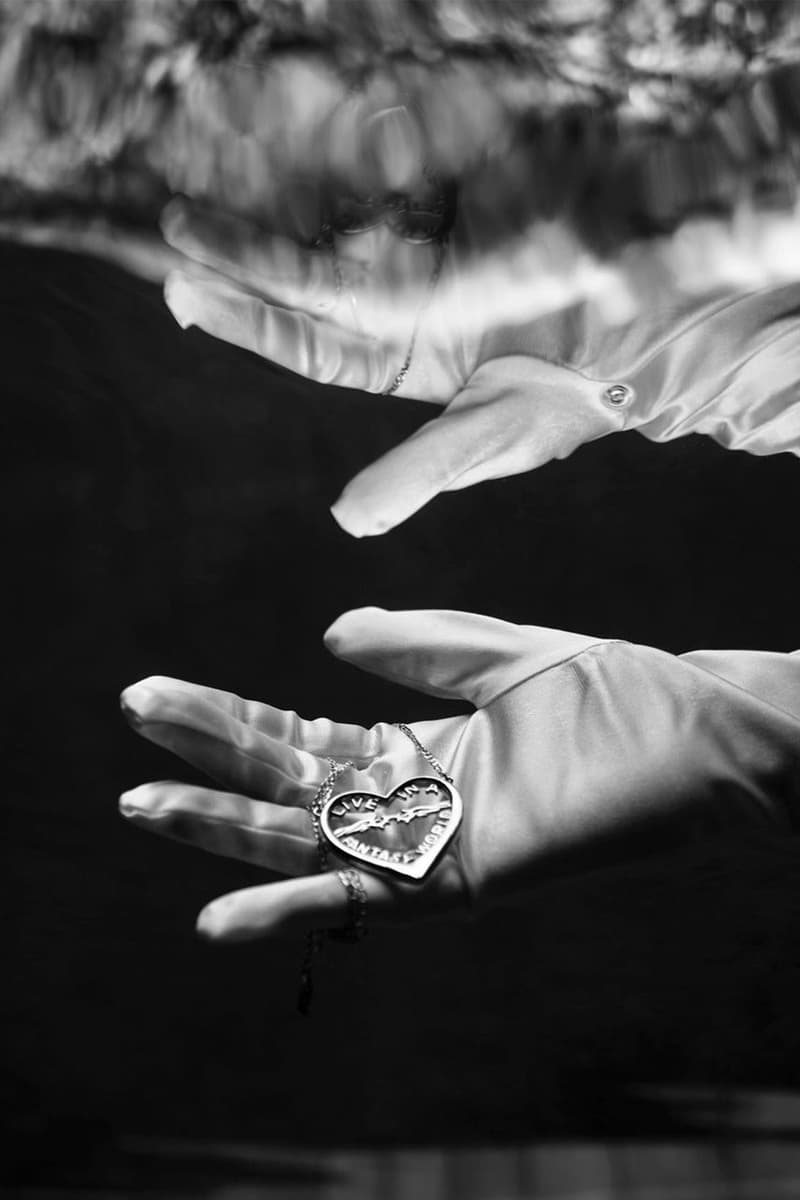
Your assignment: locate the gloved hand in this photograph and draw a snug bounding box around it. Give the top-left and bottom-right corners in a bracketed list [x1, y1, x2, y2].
[119, 608, 800, 941]
[161, 191, 800, 537]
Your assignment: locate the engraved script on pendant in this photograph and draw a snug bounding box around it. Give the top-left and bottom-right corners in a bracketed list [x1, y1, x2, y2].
[320, 777, 462, 880]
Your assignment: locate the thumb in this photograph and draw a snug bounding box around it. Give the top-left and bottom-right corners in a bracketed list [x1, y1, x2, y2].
[330, 356, 628, 537]
[324, 607, 608, 708]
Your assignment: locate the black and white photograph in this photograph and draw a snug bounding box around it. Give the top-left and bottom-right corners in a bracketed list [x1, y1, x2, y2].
[4, 2, 800, 1197]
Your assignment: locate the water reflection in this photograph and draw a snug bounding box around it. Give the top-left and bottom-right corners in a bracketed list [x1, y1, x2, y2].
[8, 1118, 800, 1199]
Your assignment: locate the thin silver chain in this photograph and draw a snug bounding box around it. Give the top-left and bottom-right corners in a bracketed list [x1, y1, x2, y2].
[394, 722, 454, 784]
[381, 238, 448, 396]
[308, 757, 354, 871]
[330, 868, 367, 944]
[322, 228, 448, 397]
[298, 757, 354, 1015]
[298, 729, 451, 1014]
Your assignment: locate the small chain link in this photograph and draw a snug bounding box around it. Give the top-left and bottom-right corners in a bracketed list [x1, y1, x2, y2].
[394, 722, 454, 784]
[318, 222, 343, 297]
[381, 236, 447, 397]
[328, 868, 368, 944]
[298, 757, 354, 1016]
[298, 729, 452, 1014]
[308, 757, 353, 872]
[322, 225, 448, 398]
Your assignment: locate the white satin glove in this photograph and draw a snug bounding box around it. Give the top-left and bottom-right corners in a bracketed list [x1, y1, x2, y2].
[161, 194, 800, 537]
[119, 608, 800, 942]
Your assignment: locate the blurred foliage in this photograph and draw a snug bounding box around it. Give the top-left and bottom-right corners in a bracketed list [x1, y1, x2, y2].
[1, 0, 799, 248]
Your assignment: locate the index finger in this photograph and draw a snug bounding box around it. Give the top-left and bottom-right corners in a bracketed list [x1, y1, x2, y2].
[162, 271, 391, 391]
[122, 676, 382, 762]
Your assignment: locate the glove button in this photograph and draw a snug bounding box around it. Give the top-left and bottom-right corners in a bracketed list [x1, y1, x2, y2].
[602, 383, 635, 409]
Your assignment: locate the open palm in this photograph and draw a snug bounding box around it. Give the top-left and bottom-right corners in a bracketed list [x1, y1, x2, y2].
[119, 608, 800, 942]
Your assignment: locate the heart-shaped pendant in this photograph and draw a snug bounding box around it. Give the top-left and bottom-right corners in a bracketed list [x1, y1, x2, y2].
[320, 776, 463, 881]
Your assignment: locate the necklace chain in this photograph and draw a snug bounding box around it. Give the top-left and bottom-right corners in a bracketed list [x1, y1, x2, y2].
[394, 722, 454, 784]
[308, 757, 354, 872]
[321, 227, 448, 397]
[298, 726, 451, 1014]
[298, 757, 355, 1014]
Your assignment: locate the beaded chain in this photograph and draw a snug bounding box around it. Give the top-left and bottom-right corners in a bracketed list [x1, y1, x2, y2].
[297, 724, 453, 1014]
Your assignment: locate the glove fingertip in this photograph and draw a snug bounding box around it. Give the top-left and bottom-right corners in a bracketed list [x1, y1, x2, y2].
[160, 195, 189, 243]
[119, 680, 162, 725]
[323, 607, 387, 658]
[329, 494, 398, 538]
[163, 269, 197, 329]
[196, 907, 224, 942]
[332, 441, 450, 535]
[196, 892, 246, 941]
[118, 787, 143, 816]
[120, 695, 143, 730]
[329, 497, 368, 537]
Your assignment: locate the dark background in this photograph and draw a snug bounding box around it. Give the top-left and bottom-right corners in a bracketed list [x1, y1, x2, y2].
[4, 243, 800, 1179]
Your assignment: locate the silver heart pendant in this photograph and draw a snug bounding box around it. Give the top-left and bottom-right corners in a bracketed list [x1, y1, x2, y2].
[320, 776, 463, 881]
